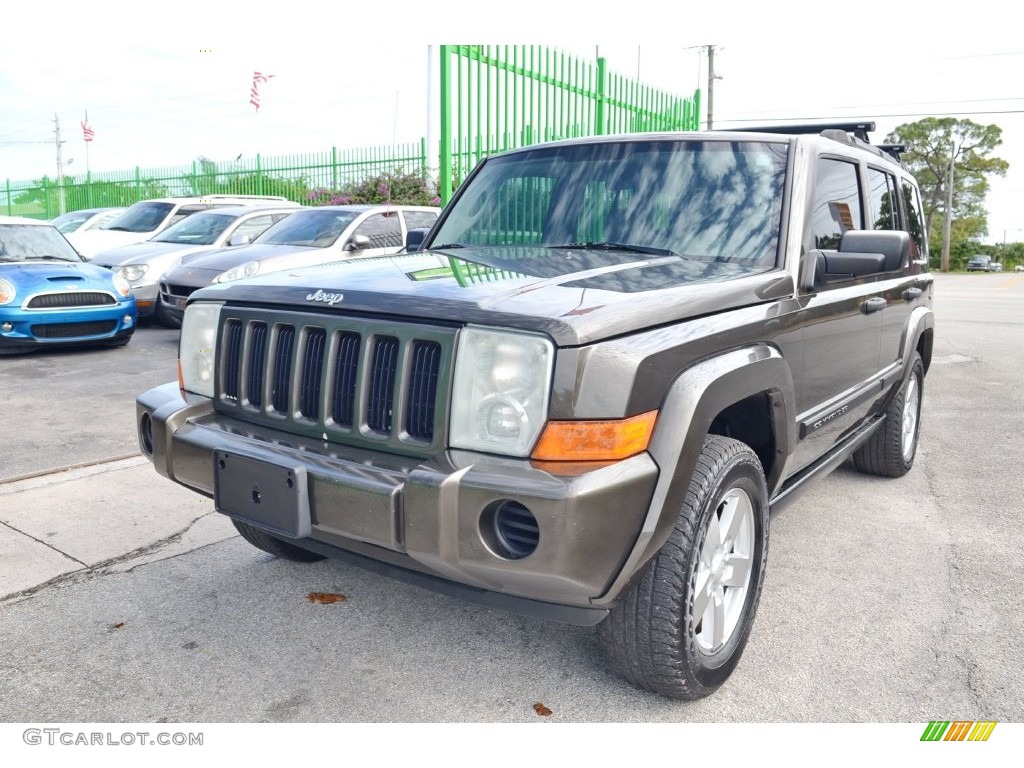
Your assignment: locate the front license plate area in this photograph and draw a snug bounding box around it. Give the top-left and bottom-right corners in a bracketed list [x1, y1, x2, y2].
[213, 450, 310, 538]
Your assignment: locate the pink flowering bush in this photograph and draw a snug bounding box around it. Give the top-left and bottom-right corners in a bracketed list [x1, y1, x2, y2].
[308, 169, 440, 207]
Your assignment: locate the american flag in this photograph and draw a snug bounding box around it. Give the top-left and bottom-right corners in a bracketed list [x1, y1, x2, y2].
[81, 119, 95, 142]
[249, 71, 274, 111]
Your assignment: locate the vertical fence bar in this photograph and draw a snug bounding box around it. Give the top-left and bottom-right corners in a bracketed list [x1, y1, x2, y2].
[439, 45, 453, 204]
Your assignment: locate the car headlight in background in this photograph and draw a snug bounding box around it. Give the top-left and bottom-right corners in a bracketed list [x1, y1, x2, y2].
[214, 261, 261, 284]
[0, 279, 15, 305]
[111, 271, 133, 298]
[178, 303, 222, 398]
[118, 264, 149, 283]
[449, 327, 553, 456]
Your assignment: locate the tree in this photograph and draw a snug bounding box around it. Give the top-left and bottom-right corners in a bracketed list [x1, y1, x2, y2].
[886, 118, 1007, 271]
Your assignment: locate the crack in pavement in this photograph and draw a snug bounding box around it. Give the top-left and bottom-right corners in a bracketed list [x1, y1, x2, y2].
[0, 511, 234, 606]
[0, 519, 89, 568]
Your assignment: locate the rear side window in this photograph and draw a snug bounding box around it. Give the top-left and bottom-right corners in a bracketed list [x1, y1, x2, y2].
[866, 167, 900, 231]
[403, 211, 438, 230]
[809, 158, 862, 249]
[902, 181, 928, 263]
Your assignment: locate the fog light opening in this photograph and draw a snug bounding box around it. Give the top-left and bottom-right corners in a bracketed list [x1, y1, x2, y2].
[480, 500, 539, 560]
[139, 412, 154, 457]
[1, 322, 12, 333]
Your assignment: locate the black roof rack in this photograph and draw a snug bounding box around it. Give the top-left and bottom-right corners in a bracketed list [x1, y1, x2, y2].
[722, 121, 876, 143]
[877, 144, 907, 161]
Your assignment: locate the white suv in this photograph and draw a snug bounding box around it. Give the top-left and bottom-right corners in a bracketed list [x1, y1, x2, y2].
[66, 195, 291, 258]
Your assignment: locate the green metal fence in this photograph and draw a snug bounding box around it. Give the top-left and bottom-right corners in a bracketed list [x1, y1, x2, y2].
[438, 45, 702, 203]
[3, 141, 427, 219]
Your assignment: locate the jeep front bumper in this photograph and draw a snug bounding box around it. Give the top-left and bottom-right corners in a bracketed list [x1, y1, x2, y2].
[137, 382, 658, 624]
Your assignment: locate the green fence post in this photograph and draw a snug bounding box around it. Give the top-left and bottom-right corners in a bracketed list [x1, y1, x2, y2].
[439, 45, 453, 205]
[135, 167, 141, 200]
[43, 178, 52, 218]
[4, 179, 10, 216]
[331, 147, 338, 191]
[420, 137, 427, 180]
[86, 170, 92, 207]
[595, 57, 607, 136]
[256, 154, 263, 195]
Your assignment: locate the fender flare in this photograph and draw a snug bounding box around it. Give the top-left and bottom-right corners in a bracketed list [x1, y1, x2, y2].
[593, 344, 796, 606]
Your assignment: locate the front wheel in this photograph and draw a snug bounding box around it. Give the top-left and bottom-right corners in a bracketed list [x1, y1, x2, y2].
[853, 352, 924, 478]
[598, 435, 770, 700]
[232, 519, 326, 563]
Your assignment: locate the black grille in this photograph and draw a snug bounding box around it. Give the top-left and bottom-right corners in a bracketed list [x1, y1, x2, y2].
[162, 283, 195, 299]
[27, 291, 116, 309]
[407, 341, 441, 439]
[331, 333, 361, 427]
[217, 313, 451, 455]
[31, 320, 117, 339]
[299, 328, 327, 419]
[248, 323, 268, 408]
[367, 336, 399, 432]
[271, 325, 296, 413]
[223, 320, 243, 401]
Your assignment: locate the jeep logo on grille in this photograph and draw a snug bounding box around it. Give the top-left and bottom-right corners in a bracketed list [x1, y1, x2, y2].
[305, 289, 344, 306]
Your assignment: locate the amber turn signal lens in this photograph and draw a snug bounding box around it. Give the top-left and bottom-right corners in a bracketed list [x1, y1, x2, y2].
[531, 410, 658, 461]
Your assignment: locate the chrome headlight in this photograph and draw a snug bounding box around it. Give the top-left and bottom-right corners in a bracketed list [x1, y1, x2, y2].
[118, 264, 149, 283]
[214, 260, 261, 284]
[449, 327, 554, 456]
[111, 271, 133, 298]
[0, 279, 15, 305]
[179, 303, 222, 397]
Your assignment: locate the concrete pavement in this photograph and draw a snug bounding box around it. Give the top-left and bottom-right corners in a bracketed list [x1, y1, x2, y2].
[0, 457, 236, 601]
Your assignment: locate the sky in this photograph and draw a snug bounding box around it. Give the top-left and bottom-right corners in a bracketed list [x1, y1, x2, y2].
[2, 0, 1022, 244]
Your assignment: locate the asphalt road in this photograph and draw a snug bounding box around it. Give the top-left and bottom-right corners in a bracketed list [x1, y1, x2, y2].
[0, 273, 1022, 722]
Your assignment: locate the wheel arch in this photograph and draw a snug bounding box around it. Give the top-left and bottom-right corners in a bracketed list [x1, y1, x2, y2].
[592, 344, 796, 607]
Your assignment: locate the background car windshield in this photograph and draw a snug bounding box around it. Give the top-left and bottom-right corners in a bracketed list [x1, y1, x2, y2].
[152, 212, 234, 245]
[50, 211, 93, 234]
[103, 202, 174, 233]
[431, 139, 788, 269]
[255, 210, 360, 247]
[0, 224, 84, 263]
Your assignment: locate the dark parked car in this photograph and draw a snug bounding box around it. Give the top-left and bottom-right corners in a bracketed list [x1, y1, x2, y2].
[138, 123, 933, 700]
[966, 254, 993, 271]
[90, 205, 299, 324]
[0, 216, 136, 353]
[157, 204, 439, 327]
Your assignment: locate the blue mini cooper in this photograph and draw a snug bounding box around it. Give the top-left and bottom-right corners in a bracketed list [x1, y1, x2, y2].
[0, 216, 136, 354]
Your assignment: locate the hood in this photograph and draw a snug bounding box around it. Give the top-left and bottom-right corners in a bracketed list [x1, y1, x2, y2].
[192, 246, 794, 346]
[0, 260, 128, 297]
[175, 242, 316, 271]
[91, 241, 200, 268]
[67, 229, 155, 258]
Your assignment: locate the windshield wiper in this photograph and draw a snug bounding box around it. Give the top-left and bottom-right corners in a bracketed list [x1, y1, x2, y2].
[548, 242, 686, 259]
[27, 255, 74, 261]
[104, 226, 135, 232]
[430, 242, 466, 250]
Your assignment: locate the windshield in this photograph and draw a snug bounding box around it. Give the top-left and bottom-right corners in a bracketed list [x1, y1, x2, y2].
[0, 224, 84, 263]
[255, 209, 359, 247]
[152, 211, 234, 245]
[431, 139, 788, 271]
[103, 202, 175, 233]
[50, 211, 93, 234]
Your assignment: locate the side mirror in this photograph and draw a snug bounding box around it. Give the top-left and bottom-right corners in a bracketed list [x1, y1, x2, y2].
[228, 234, 251, 247]
[802, 230, 911, 290]
[346, 234, 371, 251]
[405, 228, 429, 252]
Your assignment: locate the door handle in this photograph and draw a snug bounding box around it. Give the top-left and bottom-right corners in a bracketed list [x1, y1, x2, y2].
[903, 287, 923, 301]
[863, 297, 888, 313]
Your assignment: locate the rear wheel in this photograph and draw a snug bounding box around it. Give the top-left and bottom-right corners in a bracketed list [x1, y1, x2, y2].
[231, 519, 326, 563]
[598, 435, 769, 700]
[854, 352, 924, 478]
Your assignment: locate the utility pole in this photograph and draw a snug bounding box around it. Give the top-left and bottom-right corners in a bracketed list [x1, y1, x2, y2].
[704, 45, 722, 130]
[54, 113, 67, 216]
[941, 143, 955, 273]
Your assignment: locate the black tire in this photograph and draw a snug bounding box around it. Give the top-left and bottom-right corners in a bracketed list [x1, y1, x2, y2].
[853, 352, 924, 478]
[155, 299, 182, 329]
[598, 435, 770, 700]
[231, 519, 326, 563]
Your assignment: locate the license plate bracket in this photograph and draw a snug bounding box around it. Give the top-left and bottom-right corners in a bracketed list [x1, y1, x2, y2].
[213, 450, 310, 539]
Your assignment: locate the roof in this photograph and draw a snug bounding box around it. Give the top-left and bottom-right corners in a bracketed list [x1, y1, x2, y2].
[0, 215, 51, 226]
